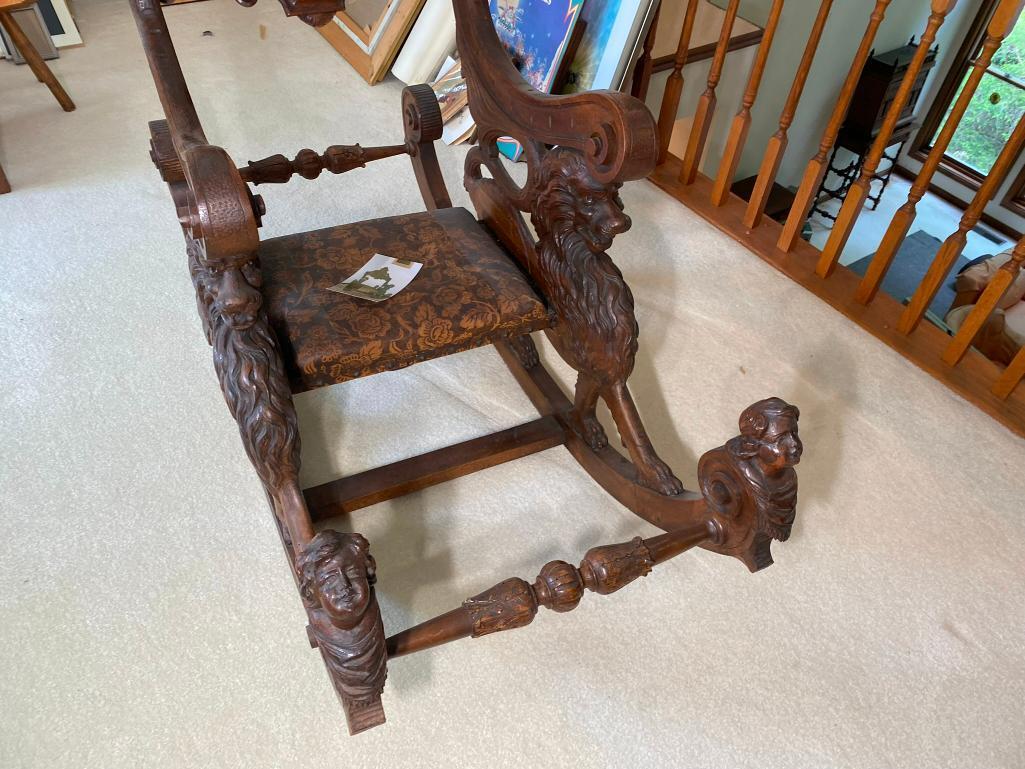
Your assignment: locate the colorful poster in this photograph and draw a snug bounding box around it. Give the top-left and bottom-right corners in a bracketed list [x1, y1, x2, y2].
[489, 0, 583, 160]
[562, 0, 652, 93]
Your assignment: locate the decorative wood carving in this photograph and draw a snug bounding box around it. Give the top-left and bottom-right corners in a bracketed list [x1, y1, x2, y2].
[298, 531, 388, 733]
[241, 143, 408, 185]
[697, 397, 801, 571]
[233, 0, 344, 27]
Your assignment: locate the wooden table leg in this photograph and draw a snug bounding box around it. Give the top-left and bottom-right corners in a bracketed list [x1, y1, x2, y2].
[0, 10, 75, 112]
[0, 160, 10, 194]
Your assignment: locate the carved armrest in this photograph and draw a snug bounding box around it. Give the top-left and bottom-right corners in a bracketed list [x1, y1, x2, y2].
[453, 0, 657, 191]
[131, 0, 259, 262]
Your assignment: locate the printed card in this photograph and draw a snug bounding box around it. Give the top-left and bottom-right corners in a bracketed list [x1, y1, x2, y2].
[327, 254, 422, 302]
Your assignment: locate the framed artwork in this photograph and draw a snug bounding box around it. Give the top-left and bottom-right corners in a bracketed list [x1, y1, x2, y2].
[489, 0, 583, 160]
[318, 0, 427, 85]
[562, 0, 655, 93]
[36, 0, 81, 48]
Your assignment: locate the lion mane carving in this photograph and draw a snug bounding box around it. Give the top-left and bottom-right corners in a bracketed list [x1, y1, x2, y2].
[529, 147, 683, 496]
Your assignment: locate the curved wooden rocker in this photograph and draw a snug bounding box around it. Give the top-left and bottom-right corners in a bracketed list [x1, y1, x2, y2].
[131, 0, 804, 735]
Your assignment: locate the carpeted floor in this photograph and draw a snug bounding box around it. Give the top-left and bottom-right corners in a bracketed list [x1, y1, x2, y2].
[1, 2, 1024, 768]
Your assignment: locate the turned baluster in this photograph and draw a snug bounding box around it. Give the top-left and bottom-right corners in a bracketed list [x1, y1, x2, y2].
[994, 344, 1025, 400]
[941, 238, 1025, 367]
[710, 0, 785, 207]
[816, 0, 958, 278]
[777, 0, 891, 253]
[241, 143, 408, 185]
[679, 0, 741, 185]
[856, 0, 1025, 305]
[385, 522, 715, 658]
[656, 0, 701, 165]
[741, 0, 831, 227]
[631, 3, 660, 102]
[897, 111, 1025, 335]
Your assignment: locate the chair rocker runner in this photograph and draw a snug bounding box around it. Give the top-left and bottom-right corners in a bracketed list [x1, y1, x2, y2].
[132, 0, 805, 735]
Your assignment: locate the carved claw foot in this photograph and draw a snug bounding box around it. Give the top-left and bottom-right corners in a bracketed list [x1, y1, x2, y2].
[634, 455, 685, 496]
[572, 411, 609, 450]
[297, 531, 388, 734]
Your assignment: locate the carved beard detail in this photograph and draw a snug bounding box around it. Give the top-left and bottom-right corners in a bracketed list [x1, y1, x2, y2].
[209, 299, 302, 492]
[530, 149, 639, 386]
[726, 437, 798, 543]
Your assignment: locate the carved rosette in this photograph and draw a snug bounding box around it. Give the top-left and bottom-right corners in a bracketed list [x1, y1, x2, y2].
[463, 578, 539, 638]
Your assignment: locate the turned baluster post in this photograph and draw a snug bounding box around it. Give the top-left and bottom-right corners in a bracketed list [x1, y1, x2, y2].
[679, 0, 741, 185]
[710, 0, 785, 207]
[741, 0, 831, 227]
[385, 522, 715, 658]
[632, 3, 660, 102]
[777, 0, 891, 252]
[941, 238, 1025, 367]
[994, 344, 1025, 400]
[656, 0, 701, 165]
[855, 0, 1025, 305]
[816, 0, 958, 279]
[897, 111, 1025, 335]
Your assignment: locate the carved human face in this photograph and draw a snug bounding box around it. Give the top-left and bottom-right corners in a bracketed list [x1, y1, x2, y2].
[574, 179, 631, 253]
[755, 414, 802, 475]
[198, 259, 263, 330]
[313, 546, 373, 629]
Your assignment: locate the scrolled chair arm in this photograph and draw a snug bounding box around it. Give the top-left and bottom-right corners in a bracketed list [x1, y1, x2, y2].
[130, 0, 259, 260]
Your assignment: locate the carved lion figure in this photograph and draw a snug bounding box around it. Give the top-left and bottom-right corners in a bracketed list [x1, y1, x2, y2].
[727, 397, 802, 541]
[188, 241, 301, 494]
[529, 147, 683, 496]
[297, 531, 388, 703]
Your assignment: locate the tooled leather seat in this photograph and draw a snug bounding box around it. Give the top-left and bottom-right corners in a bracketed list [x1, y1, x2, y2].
[259, 207, 553, 393]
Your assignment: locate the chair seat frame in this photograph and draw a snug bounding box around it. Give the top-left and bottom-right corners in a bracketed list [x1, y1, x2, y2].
[131, 0, 804, 735]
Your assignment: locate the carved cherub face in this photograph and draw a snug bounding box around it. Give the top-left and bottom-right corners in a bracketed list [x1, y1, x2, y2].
[572, 177, 631, 253]
[300, 532, 375, 630]
[194, 257, 263, 331]
[755, 413, 802, 474]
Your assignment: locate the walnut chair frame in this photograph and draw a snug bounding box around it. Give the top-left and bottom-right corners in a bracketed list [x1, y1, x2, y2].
[131, 0, 804, 735]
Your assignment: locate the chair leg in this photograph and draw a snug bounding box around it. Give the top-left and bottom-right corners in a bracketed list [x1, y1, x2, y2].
[0, 161, 10, 194]
[0, 10, 75, 112]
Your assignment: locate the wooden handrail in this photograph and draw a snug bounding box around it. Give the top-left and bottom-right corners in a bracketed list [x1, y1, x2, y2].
[942, 239, 1025, 367]
[656, 0, 701, 165]
[777, 0, 891, 253]
[855, 0, 1025, 305]
[679, 0, 741, 185]
[815, 0, 958, 279]
[741, 0, 831, 227]
[897, 110, 1025, 335]
[710, 0, 785, 207]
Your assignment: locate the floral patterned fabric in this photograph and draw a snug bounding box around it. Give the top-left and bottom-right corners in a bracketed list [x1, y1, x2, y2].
[258, 207, 553, 393]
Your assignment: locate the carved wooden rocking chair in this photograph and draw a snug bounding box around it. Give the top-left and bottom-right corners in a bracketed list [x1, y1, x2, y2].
[132, 0, 803, 735]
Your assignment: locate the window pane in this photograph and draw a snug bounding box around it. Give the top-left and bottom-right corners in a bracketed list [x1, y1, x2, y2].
[990, 8, 1025, 81]
[939, 71, 1025, 175]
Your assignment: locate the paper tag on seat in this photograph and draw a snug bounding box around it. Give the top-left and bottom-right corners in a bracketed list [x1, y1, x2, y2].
[327, 254, 423, 302]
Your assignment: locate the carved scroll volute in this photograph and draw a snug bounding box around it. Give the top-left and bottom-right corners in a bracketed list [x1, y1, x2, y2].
[452, 0, 657, 189]
[697, 398, 802, 572]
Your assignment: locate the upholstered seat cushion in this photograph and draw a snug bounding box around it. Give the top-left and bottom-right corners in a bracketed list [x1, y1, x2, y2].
[258, 207, 552, 393]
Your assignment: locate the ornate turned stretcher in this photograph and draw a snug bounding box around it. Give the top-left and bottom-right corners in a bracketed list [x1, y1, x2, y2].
[131, 0, 803, 735]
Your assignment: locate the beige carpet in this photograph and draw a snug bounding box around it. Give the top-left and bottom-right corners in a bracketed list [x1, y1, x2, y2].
[1, 1, 1023, 767]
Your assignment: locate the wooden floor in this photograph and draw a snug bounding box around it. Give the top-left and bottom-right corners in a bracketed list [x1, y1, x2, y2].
[649, 156, 1025, 439]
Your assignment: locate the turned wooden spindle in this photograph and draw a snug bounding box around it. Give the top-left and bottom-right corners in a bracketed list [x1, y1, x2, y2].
[385, 522, 715, 658]
[897, 111, 1025, 335]
[240, 143, 408, 185]
[941, 238, 1025, 367]
[679, 0, 741, 185]
[816, 0, 958, 278]
[656, 0, 701, 165]
[710, 0, 785, 207]
[777, 0, 891, 253]
[994, 344, 1025, 400]
[631, 3, 660, 102]
[856, 0, 1025, 305]
[741, 0, 831, 227]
